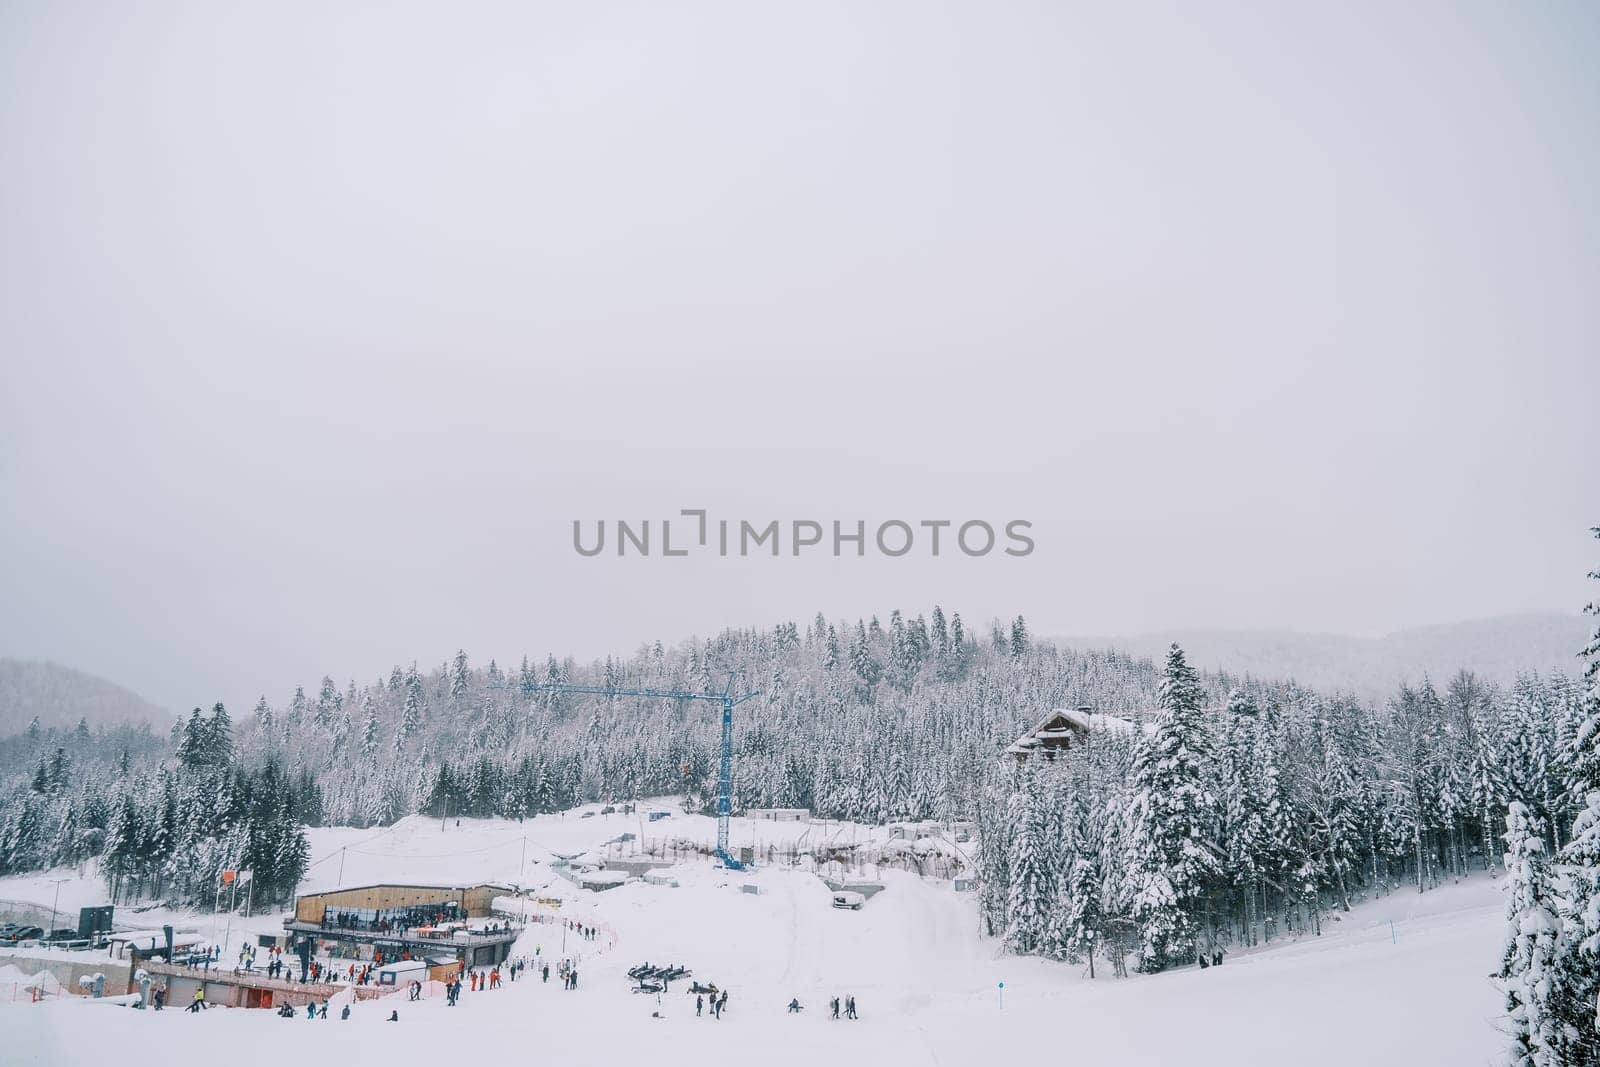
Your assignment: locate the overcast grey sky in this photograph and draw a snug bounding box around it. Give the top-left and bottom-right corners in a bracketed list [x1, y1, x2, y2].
[2, 1, 1595, 714]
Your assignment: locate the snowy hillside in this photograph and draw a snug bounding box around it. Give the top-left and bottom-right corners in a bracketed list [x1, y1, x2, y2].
[1060, 613, 1589, 701]
[2, 807, 1506, 1066]
[0, 660, 170, 735]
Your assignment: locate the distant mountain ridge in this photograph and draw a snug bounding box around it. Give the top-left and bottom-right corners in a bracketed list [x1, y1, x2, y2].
[0, 658, 168, 735]
[1057, 613, 1589, 703]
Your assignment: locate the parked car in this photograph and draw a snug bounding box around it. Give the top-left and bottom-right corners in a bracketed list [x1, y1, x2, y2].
[580, 811, 596, 819]
[831, 891, 866, 911]
[3, 925, 44, 942]
[44, 929, 80, 942]
[600, 805, 616, 814]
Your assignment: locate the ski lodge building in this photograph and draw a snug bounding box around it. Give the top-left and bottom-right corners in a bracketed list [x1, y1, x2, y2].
[284, 882, 519, 969]
[1005, 706, 1147, 763]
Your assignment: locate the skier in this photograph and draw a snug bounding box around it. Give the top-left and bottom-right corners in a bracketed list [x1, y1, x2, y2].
[846, 995, 857, 1019]
[319, 1001, 329, 1019]
[188, 988, 206, 1012]
[340, 1004, 350, 1020]
[830, 996, 839, 1019]
[387, 1010, 399, 1022]
[153, 985, 166, 1011]
[696, 994, 704, 1017]
[542, 964, 550, 983]
[306, 1001, 316, 1020]
[788, 998, 802, 1013]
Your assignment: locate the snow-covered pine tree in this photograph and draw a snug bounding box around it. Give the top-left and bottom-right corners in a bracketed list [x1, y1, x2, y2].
[1005, 763, 1056, 955]
[315, 676, 340, 729]
[1126, 644, 1217, 972]
[1061, 790, 1104, 974]
[1499, 802, 1566, 1066]
[1009, 616, 1029, 658]
[176, 708, 206, 769]
[450, 649, 472, 709]
[930, 605, 949, 655]
[254, 696, 273, 737]
[1550, 528, 1600, 1066]
[396, 665, 425, 751]
[205, 702, 233, 765]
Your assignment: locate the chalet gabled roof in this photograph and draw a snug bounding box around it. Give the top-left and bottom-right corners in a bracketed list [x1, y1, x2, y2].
[1005, 707, 1153, 756]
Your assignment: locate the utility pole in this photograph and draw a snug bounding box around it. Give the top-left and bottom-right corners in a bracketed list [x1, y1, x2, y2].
[47, 877, 68, 935]
[338, 847, 347, 886]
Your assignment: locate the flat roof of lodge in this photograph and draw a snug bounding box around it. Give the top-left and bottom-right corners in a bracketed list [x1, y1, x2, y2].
[281, 920, 520, 946]
[295, 881, 516, 901]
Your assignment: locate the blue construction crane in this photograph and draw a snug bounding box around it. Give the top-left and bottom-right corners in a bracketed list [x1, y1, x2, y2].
[490, 675, 760, 870]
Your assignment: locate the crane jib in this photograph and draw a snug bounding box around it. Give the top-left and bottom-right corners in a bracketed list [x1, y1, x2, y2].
[484, 678, 759, 870]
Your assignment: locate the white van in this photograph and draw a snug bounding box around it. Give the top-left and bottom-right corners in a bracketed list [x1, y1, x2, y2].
[831, 891, 865, 911]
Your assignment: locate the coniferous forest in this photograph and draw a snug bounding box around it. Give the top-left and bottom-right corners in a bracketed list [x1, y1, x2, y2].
[0, 537, 1597, 1062]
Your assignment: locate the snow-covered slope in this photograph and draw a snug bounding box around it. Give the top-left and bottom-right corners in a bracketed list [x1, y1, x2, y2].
[2, 808, 1506, 1066]
[0, 659, 170, 734]
[1060, 612, 1587, 701]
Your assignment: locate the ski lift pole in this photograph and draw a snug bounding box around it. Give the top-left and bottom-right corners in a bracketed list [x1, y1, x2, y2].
[223, 876, 237, 959]
[716, 694, 734, 864]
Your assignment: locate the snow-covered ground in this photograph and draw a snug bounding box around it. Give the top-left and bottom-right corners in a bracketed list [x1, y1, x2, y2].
[2, 804, 1507, 1066]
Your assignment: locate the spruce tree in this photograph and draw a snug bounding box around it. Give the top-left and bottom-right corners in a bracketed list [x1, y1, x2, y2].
[206, 702, 234, 765]
[176, 708, 207, 769]
[1500, 802, 1566, 1066]
[1551, 528, 1600, 1065]
[1062, 792, 1105, 974]
[1005, 765, 1053, 954]
[1126, 644, 1217, 971]
[1009, 616, 1029, 658]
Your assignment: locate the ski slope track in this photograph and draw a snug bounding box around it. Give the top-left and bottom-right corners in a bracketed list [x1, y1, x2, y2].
[2, 805, 1507, 1066]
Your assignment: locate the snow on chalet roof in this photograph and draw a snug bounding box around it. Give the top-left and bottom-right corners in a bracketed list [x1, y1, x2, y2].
[1005, 707, 1152, 756]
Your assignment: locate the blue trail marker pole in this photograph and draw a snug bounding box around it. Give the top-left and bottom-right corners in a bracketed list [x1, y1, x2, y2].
[998, 981, 1004, 1009]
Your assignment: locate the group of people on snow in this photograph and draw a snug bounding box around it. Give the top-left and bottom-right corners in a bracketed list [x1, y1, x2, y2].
[696, 989, 731, 1018]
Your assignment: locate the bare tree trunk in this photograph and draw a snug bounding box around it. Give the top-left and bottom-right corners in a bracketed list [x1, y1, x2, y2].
[1413, 827, 1425, 894]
